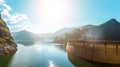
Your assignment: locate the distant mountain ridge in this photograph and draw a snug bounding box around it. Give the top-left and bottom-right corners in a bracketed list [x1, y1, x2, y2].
[96, 19, 120, 40]
[12, 30, 36, 40]
[54, 18, 120, 44]
[51, 27, 76, 38]
[12, 30, 43, 45]
[12, 18, 120, 44]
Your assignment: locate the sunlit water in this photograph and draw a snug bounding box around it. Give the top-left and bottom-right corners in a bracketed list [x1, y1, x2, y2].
[6, 42, 74, 67]
[0, 42, 120, 67]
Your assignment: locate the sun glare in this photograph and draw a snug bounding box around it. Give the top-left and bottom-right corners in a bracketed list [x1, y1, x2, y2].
[49, 60, 54, 67]
[30, 0, 75, 33]
[40, 0, 70, 22]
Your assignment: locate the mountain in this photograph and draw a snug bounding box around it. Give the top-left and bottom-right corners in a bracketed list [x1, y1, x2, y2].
[53, 25, 95, 44]
[51, 28, 76, 38]
[96, 19, 120, 40]
[0, 14, 17, 55]
[12, 30, 43, 45]
[54, 19, 120, 44]
[12, 30, 35, 40]
[81, 24, 95, 29]
[84, 19, 120, 40]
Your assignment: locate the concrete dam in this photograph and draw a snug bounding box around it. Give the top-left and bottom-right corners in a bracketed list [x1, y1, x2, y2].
[66, 40, 120, 64]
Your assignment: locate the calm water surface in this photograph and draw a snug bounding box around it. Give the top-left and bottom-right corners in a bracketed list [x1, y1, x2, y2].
[1, 42, 120, 67]
[2, 42, 75, 67]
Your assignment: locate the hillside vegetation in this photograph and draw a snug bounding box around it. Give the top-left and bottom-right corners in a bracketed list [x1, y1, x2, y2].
[54, 19, 120, 44]
[0, 14, 17, 55]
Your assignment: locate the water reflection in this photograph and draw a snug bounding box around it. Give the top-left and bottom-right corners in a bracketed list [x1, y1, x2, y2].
[15, 40, 35, 46]
[53, 44, 66, 52]
[68, 53, 120, 67]
[1, 42, 120, 67]
[0, 52, 16, 67]
[33, 45, 42, 53]
[6, 43, 74, 67]
[49, 60, 55, 67]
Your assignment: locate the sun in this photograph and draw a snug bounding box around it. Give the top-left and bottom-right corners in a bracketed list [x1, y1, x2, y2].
[38, 0, 73, 24]
[29, 0, 75, 33]
[40, 0, 68, 22]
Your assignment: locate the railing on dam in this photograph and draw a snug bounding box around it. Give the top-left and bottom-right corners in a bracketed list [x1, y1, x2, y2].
[66, 40, 120, 64]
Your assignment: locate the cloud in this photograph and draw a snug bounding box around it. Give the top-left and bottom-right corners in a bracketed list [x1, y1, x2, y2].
[2, 9, 30, 24]
[2, 3, 11, 11]
[0, 0, 11, 11]
[0, 0, 4, 3]
[8, 25, 28, 32]
[0, 0, 30, 32]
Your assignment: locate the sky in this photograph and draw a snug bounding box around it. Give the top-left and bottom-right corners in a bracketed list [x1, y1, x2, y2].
[0, 0, 120, 33]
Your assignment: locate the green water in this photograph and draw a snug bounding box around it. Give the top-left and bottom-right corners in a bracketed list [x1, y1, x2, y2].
[0, 53, 15, 67]
[68, 54, 120, 67]
[0, 42, 120, 67]
[0, 42, 74, 67]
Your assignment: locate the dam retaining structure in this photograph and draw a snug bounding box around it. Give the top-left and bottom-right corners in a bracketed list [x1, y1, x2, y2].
[66, 40, 120, 64]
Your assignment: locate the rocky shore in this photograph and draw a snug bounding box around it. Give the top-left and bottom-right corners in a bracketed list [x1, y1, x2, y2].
[0, 14, 17, 55]
[0, 45, 17, 55]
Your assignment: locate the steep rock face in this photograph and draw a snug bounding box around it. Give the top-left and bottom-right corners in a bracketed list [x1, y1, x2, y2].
[0, 14, 17, 55]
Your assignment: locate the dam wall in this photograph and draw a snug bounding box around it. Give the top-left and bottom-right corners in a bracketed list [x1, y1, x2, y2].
[66, 40, 120, 64]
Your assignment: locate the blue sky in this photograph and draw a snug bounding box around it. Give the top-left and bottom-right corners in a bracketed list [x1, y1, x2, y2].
[0, 0, 120, 33]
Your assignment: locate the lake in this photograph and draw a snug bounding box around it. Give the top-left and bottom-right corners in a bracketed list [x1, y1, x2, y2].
[0, 42, 120, 67]
[0, 42, 74, 67]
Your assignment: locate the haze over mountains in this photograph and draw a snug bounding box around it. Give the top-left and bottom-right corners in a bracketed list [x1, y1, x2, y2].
[12, 30, 43, 45]
[54, 19, 120, 44]
[50, 28, 76, 38]
[11, 28, 76, 44]
[11, 18, 120, 44]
